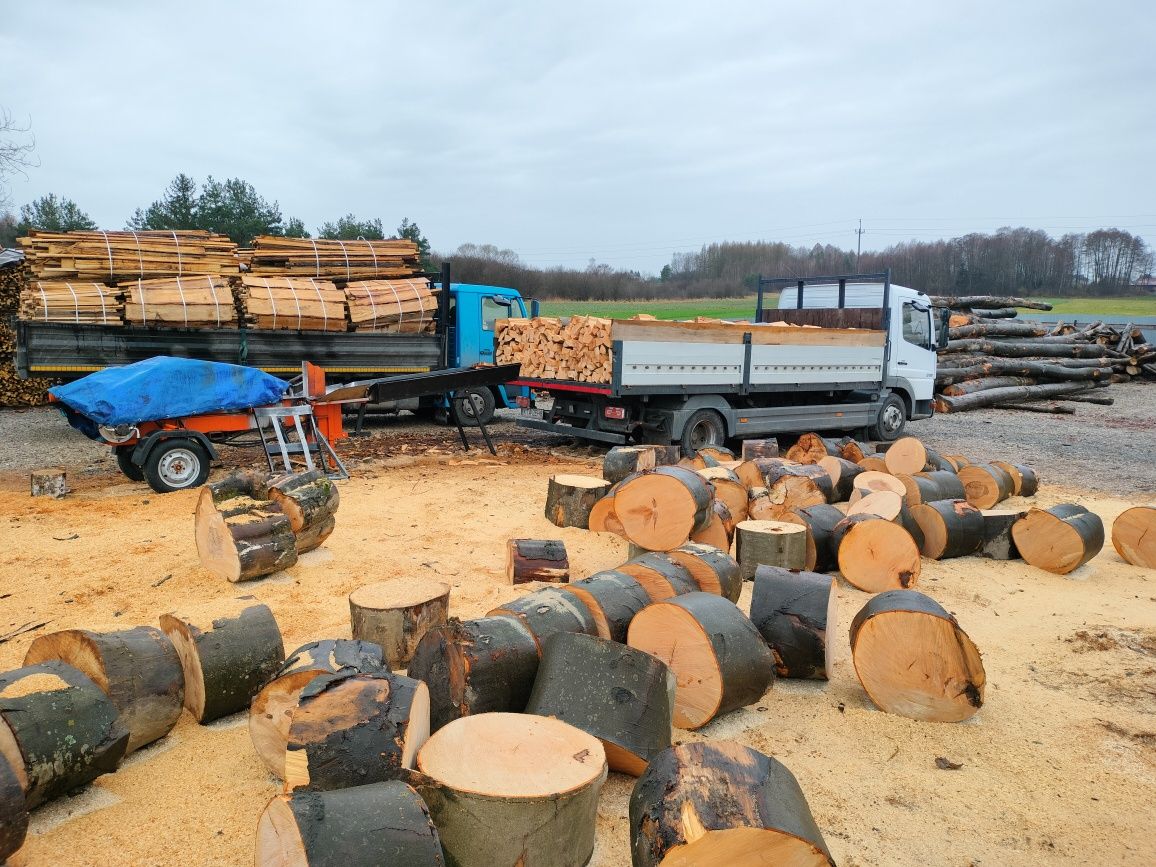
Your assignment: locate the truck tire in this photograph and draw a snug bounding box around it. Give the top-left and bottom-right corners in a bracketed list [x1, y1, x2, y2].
[869, 392, 907, 442]
[143, 439, 211, 494]
[115, 446, 145, 482]
[679, 409, 726, 454]
[453, 388, 496, 427]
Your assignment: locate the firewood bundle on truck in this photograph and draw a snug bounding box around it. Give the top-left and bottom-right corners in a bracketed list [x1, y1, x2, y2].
[498, 271, 943, 451]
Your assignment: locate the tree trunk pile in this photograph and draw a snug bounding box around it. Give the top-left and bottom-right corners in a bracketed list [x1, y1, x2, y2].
[544, 474, 611, 529]
[495, 315, 613, 383]
[750, 566, 837, 680]
[505, 539, 570, 584]
[348, 578, 450, 668]
[1012, 504, 1105, 574]
[1112, 505, 1156, 568]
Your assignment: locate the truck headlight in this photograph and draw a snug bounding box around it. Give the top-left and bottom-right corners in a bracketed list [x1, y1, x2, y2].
[98, 424, 137, 444]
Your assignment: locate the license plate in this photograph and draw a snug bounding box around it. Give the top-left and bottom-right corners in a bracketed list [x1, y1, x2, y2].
[520, 407, 544, 419]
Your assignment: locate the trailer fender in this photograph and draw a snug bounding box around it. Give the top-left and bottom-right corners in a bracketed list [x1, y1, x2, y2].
[129, 430, 218, 468]
[661, 394, 735, 440]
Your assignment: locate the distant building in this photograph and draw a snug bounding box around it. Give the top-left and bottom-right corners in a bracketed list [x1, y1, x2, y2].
[1134, 275, 1156, 294]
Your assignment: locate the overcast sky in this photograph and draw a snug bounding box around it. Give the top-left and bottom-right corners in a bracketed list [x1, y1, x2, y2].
[2, 1, 1153, 273]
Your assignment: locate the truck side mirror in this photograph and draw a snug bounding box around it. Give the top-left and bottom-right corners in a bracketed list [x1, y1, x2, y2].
[936, 308, 950, 351]
[530, 299, 540, 318]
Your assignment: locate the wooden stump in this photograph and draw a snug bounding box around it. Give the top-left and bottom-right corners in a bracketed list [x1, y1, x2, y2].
[0, 749, 27, 865]
[616, 552, 699, 601]
[160, 597, 285, 723]
[740, 438, 780, 460]
[979, 509, 1028, 560]
[910, 499, 984, 559]
[526, 633, 674, 776]
[24, 626, 184, 753]
[817, 455, 864, 502]
[991, 461, 1040, 497]
[249, 639, 386, 778]
[1012, 504, 1105, 574]
[488, 587, 598, 652]
[833, 514, 921, 592]
[628, 592, 775, 730]
[256, 781, 444, 866]
[665, 542, 742, 602]
[847, 489, 925, 549]
[415, 713, 607, 867]
[901, 470, 965, 505]
[349, 578, 451, 669]
[790, 504, 847, 572]
[544, 475, 611, 529]
[195, 475, 298, 582]
[750, 566, 837, 680]
[407, 617, 539, 731]
[785, 433, 842, 464]
[561, 571, 652, 643]
[29, 468, 67, 498]
[958, 464, 1015, 510]
[850, 589, 986, 722]
[689, 499, 735, 550]
[603, 446, 657, 484]
[629, 741, 834, 867]
[697, 466, 749, 523]
[284, 671, 430, 792]
[614, 467, 713, 550]
[1112, 505, 1156, 568]
[735, 520, 808, 580]
[0, 661, 128, 807]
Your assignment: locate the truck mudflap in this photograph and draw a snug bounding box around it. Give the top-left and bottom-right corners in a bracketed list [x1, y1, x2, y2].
[516, 417, 627, 445]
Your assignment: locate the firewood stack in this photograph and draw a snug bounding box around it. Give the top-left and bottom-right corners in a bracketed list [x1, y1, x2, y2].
[495, 315, 613, 382]
[1, 255, 57, 406]
[19, 281, 123, 324]
[123, 276, 237, 328]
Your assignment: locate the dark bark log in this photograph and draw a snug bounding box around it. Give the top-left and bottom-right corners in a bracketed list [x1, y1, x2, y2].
[930, 295, 1053, 310]
[934, 360, 1111, 385]
[735, 457, 795, 489]
[990, 462, 1039, 497]
[978, 509, 1028, 560]
[266, 469, 339, 534]
[487, 587, 598, 653]
[793, 504, 847, 572]
[935, 381, 1097, 413]
[902, 470, 966, 505]
[1012, 504, 1105, 574]
[736, 520, 808, 580]
[543, 475, 611, 529]
[949, 322, 1049, 340]
[665, 543, 743, 602]
[942, 340, 1117, 358]
[603, 446, 657, 484]
[997, 403, 1075, 414]
[910, 499, 984, 559]
[615, 552, 699, 601]
[750, 566, 836, 680]
[816, 455, 863, 501]
[195, 485, 298, 582]
[294, 514, 335, 554]
[833, 514, 921, 592]
[970, 307, 1019, 318]
[562, 571, 652, 643]
[697, 466, 749, 524]
[690, 498, 735, 550]
[838, 437, 870, 463]
[614, 466, 714, 550]
[941, 375, 1038, 395]
[348, 579, 450, 670]
[0, 748, 27, 864]
[1057, 393, 1114, 405]
[740, 438, 780, 460]
[958, 464, 1015, 509]
[505, 539, 570, 585]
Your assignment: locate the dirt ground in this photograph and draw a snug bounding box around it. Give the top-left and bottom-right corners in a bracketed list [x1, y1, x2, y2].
[0, 420, 1154, 865]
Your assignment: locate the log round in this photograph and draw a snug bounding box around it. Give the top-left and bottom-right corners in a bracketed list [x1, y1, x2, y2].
[0, 749, 27, 865]
[910, 500, 985, 559]
[735, 520, 808, 580]
[750, 566, 837, 680]
[159, 597, 285, 723]
[487, 587, 598, 652]
[817, 455, 864, 502]
[791, 504, 847, 572]
[588, 495, 624, 535]
[736, 457, 796, 490]
[348, 578, 451, 669]
[407, 616, 540, 731]
[857, 454, 888, 472]
[850, 470, 907, 503]
[697, 466, 750, 523]
[883, 437, 932, 475]
[615, 467, 713, 550]
[544, 475, 612, 529]
[629, 741, 834, 867]
[628, 592, 775, 730]
[561, 571, 652, 643]
[603, 446, 657, 484]
[526, 633, 674, 776]
[0, 661, 129, 808]
[1112, 505, 1156, 568]
[23, 625, 184, 753]
[833, 514, 921, 592]
[847, 490, 925, 549]
[697, 446, 735, 463]
[616, 552, 700, 601]
[979, 509, 1028, 560]
[284, 671, 430, 792]
[266, 469, 339, 534]
[249, 639, 386, 778]
[1012, 504, 1105, 574]
[839, 438, 868, 463]
[850, 589, 986, 722]
[195, 484, 298, 582]
[256, 781, 444, 867]
[690, 499, 735, 550]
[740, 439, 780, 460]
[785, 433, 842, 464]
[958, 464, 1016, 510]
[415, 712, 607, 867]
[764, 464, 834, 509]
[991, 461, 1040, 497]
[901, 470, 966, 505]
[665, 542, 743, 602]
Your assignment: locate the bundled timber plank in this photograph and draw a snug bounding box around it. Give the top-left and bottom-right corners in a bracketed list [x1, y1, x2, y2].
[979, 509, 1028, 560]
[740, 438, 780, 460]
[346, 579, 450, 669]
[833, 514, 921, 592]
[561, 571, 652, 643]
[603, 446, 657, 484]
[526, 633, 674, 776]
[487, 587, 598, 651]
[990, 461, 1039, 497]
[736, 519, 807, 580]
[245, 235, 420, 280]
[850, 589, 986, 722]
[19, 229, 239, 281]
[785, 433, 842, 464]
[665, 542, 742, 602]
[1012, 504, 1105, 574]
[1112, 506, 1156, 568]
[817, 455, 863, 501]
[20, 281, 123, 324]
[415, 713, 607, 867]
[505, 539, 570, 584]
[628, 592, 775, 730]
[958, 464, 1015, 509]
[239, 275, 347, 332]
[544, 474, 611, 529]
[345, 277, 438, 333]
[750, 566, 837, 680]
[629, 741, 834, 867]
[614, 467, 713, 550]
[616, 552, 699, 601]
[910, 499, 984, 559]
[123, 275, 236, 328]
[0, 749, 27, 864]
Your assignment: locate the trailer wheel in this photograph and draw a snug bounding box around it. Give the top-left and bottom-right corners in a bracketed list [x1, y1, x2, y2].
[143, 439, 210, 494]
[115, 446, 145, 482]
[453, 388, 496, 427]
[869, 392, 907, 441]
[680, 409, 726, 454]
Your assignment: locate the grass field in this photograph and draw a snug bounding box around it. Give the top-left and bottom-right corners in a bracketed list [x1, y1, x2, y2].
[537, 295, 1155, 319]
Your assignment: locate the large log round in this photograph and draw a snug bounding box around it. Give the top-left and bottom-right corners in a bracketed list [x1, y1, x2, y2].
[883, 437, 933, 475]
[750, 566, 837, 680]
[1112, 505, 1156, 568]
[785, 433, 842, 464]
[561, 571, 652, 643]
[833, 514, 921, 592]
[195, 485, 298, 582]
[910, 500, 985, 559]
[266, 469, 339, 534]
[958, 464, 1015, 510]
[817, 455, 864, 502]
[791, 504, 848, 572]
[846, 490, 925, 549]
[991, 461, 1040, 497]
[614, 467, 713, 550]
[616, 552, 700, 601]
[487, 587, 598, 652]
[603, 446, 657, 484]
[348, 578, 450, 669]
[0, 748, 27, 864]
[544, 475, 611, 529]
[1012, 504, 1105, 574]
[664, 542, 743, 602]
[735, 519, 808, 581]
[901, 470, 966, 505]
[697, 466, 750, 524]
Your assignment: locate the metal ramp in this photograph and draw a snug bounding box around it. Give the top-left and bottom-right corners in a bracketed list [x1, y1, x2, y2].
[253, 404, 350, 479]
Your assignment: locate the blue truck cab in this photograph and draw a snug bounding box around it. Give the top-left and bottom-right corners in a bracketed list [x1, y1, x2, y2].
[442, 283, 530, 420]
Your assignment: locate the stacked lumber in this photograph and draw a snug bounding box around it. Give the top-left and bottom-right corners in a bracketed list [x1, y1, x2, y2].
[123, 276, 236, 328]
[1, 256, 56, 406]
[237, 275, 346, 331]
[495, 315, 612, 383]
[242, 235, 421, 280]
[17, 229, 238, 280]
[19, 280, 123, 324]
[345, 277, 438, 333]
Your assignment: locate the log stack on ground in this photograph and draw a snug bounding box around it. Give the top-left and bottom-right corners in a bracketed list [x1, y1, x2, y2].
[1012, 504, 1105, 574]
[19, 280, 123, 324]
[1, 256, 56, 406]
[242, 235, 421, 280]
[613, 467, 713, 550]
[237, 275, 346, 331]
[1112, 505, 1156, 568]
[123, 275, 236, 327]
[850, 590, 986, 722]
[18, 229, 238, 280]
[561, 571, 653, 643]
[345, 277, 438, 333]
[505, 539, 570, 585]
[348, 578, 451, 669]
[495, 315, 613, 383]
[736, 519, 808, 580]
[544, 474, 611, 529]
[833, 514, 921, 592]
[750, 566, 836, 680]
[910, 499, 985, 560]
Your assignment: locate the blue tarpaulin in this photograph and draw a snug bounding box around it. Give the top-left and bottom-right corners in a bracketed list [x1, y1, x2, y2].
[49, 358, 289, 432]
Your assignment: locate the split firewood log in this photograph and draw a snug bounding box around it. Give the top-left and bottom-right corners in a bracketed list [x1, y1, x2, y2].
[763, 464, 834, 509]
[628, 592, 775, 729]
[750, 566, 837, 680]
[0, 750, 27, 864]
[615, 552, 699, 601]
[1012, 504, 1105, 574]
[910, 499, 985, 559]
[348, 578, 451, 669]
[603, 446, 657, 484]
[990, 461, 1040, 497]
[195, 472, 298, 582]
[850, 589, 985, 722]
[614, 467, 713, 550]
[284, 671, 430, 792]
[832, 514, 921, 592]
[0, 661, 128, 807]
[1112, 505, 1156, 568]
[629, 741, 835, 867]
[785, 433, 842, 464]
[505, 539, 570, 584]
[414, 713, 607, 867]
[561, 571, 652, 643]
[526, 633, 674, 776]
[488, 587, 598, 652]
[846, 490, 925, 549]
[736, 519, 808, 580]
[664, 542, 742, 602]
[587, 494, 624, 535]
[697, 466, 750, 523]
[544, 475, 611, 529]
[740, 438, 780, 460]
[690, 498, 735, 550]
[735, 457, 797, 489]
[746, 486, 778, 521]
[407, 616, 539, 731]
[788, 504, 847, 572]
[160, 597, 285, 723]
[256, 781, 444, 866]
[902, 470, 966, 505]
[249, 639, 386, 777]
[979, 509, 1028, 559]
[817, 455, 864, 501]
[23, 626, 183, 753]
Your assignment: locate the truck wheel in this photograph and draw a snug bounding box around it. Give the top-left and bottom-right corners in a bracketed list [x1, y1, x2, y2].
[869, 393, 907, 441]
[680, 409, 726, 454]
[115, 446, 145, 482]
[143, 439, 210, 494]
[453, 388, 496, 427]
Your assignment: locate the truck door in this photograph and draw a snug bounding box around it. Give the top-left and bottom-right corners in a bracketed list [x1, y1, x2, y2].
[893, 301, 936, 401]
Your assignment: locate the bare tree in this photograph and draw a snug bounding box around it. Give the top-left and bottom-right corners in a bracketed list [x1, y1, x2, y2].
[0, 107, 37, 210]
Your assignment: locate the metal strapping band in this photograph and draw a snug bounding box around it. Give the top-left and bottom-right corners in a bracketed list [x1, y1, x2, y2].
[94, 282, 108, 324]
[174, 276, 189, 327]
[363, 237, 378, 275]
[171, 232, 183, 273]
[65, 282, 80, 323]
[263, 278, 278, 330]
[385, 279, 403, 333]
[337, 239, 350, 281]
[100, 231, 114, 278]
[130, 230, 144, 276]
[309, 278, 326, 328]
[37, 282, 48, 320]
[289, 278, 303, 330]
[309, 238, 321, 277]
[206, 276, 221, 327]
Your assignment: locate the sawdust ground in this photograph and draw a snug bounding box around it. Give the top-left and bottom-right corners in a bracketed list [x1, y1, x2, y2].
[0, 456, 1154, 866]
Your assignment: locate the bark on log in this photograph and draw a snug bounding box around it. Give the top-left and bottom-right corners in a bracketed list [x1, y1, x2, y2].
[990, 461, 1039, 497]
[970, 307, 1019, 318]
[526, 633, 674, 776]
[0, 661, 129, 807]
[817, 456, 864, 501]
[847, 490, 925, 550]
[942, 340, 1115, 358]
[561, 571, 652, 643]
[29, 469, 67, 498]
[587, 495, 624, 535]
[958, 463, 1015, 509]
[266, 470, 339, 535]
[505, 539, 570, 585]
[256, 781, 444, 867]
[544, 475, 611, 529]
[414, 713, 607, 867]
[736, 520, 808, 580]
[23, 626, 184, 753]
[740, 438, 780, 460]
[941, 375, 1038, 396]
[833, 514, 921, 592]
[407, 616, 540, 732]
[948, 322, 1049, 340]
[284, 671, 430, 792]
[935, 382, 1102, 414]
[750, 566, 836, 680]
[792, 504, 847, 572]
[195, 482, 298, 582]
[902, 470, 966, 505]
[628, 592, 775, 730]
[978, 509, 1028, 560]
[665, 542, 743, 602]
[615, 552, 700, 601]
[930, 295, 1053, 310]
[690, 498, 735, 550]
[0, 749, 27, 864]
[1012, 504, 1105, 574]
[785, 433, 842, 464]
[293, 514, 336, 554]
[935, 360, 1110, 385]
[159, 597, 285, 723]
[764, 464, 834, 509]
[839, 437, 869, 463]
[850, 589, 986, 722]
[1112, 505, 1156, 568]
[910, 499, 984, 559]
[348, 578, 451, 669]
[487, 587, 598, 652]
[697, 466, 750, 523]
[735, 457, 797, 490]
[614, 467, 713, 550]
[603, 446, 657, 484]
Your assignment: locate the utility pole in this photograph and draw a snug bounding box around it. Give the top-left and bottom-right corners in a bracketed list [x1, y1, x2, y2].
[855, 219, 865, 271]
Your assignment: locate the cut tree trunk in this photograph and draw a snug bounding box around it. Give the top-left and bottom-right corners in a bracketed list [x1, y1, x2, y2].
[1112, 505, 1156, 568]
[690, 498, 735, 550]
[526, 633, 674, 776]
[1012, 504, 1105, 574]
[284, 671, 430, 792]
[850, 470, 908, 503]
[791, 504, 848, 572]
[934, 381, 1097, 412]
[934, 359, 1111, 385]
[817, 456, 864, 502]
[614, 467, 713, 550]
[266, 469, 339, 536]
[850, 589, 986, 722]
[697, 466, 750, 523]
[910, 500, 984, 559]
[764, 464, 834, 509]
[255, 781, 444, 867]
[785, 433, 842, 464]
[616, 552, 700, 601]
[195, 475, 298, 582]
[740, 439, 780, 460]
[664, 542, 743, 602]
[857, 454, 888, 472]
[0, 748, 27, 865]
[930, 295, 1053, 310]
[249, 639, 386, 778]
[0, 661, 129, 807]
[348, 578, 451, 669]
[505, 539, 570, 584]
[487, 587, 598, 652]
[948, 322, 1049, 339]
[23, 626, 183, 753]
[735, 457, 797, 489]
[750, 566, 837, 680]
[847, 490, 925, 550]
[978, 509, 1028, 560]
[407, 616, 539, 732]
[628, 592, 775, 730]
[414, 713, 607, 867]
[958, 464, 1015, 509]
[735, 520, 808, 580]
[561, 571, 652, 643]
[833, 514, 921, 592]
[587, 495, 624, 535]
[902, 470, 966, 505]
[990, 461, 1039, 497]
[159, 597, 285, 723]
[883, 437, 935, 475]
[603, 446, 657, 484]
[544, 475, 611, 529]
[941, 375, 1038, 396]
[629, 741, 834, 867]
